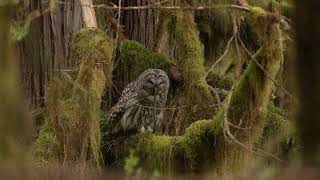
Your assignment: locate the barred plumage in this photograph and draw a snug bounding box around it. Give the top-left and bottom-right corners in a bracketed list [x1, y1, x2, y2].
[106, 69, 170, 133]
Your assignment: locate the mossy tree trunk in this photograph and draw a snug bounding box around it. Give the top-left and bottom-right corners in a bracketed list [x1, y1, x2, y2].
[215, 5, 284, 172]
[33, 28, 113, 167]
[107, 4, 284, 175]
[169, 11, 214, 134]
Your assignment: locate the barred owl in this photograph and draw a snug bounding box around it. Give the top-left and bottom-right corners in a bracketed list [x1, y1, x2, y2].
[106, 69, 170, 133]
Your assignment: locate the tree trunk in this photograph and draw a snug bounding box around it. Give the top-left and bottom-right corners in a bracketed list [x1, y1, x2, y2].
[16, 0, 85, 109]
[80, 0, 97, 28]
[120, 0, 156, 49]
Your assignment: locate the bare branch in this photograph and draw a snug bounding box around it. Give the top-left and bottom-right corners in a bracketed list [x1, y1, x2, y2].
[57, 1, 250, 11]
[222, 83, 283, 162]
[115, 0, 122, 44]
[205, 34, 235, 77]
[237, 33, 298, 102]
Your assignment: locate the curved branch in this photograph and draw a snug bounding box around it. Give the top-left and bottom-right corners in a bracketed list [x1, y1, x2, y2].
[104, 4, 285, 174]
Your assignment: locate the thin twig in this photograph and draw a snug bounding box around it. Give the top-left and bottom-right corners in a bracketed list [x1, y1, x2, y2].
[227, 121, 250, 130]
[53, 68, 79, 72]
[115, 0, 122, 44]
[208, 85, 221, 107]
[237, 33, 298, 102]
[205, 34, 235, 77]
[233, 17, 242, 79]
[57, 1, 250, 11]
[220, 14, 283, 162]
[133, 103, 189, 110]
[222, 83, 283, 162]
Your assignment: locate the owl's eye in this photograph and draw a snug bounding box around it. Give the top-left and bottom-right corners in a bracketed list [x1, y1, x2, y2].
[159, 79, 166, 85]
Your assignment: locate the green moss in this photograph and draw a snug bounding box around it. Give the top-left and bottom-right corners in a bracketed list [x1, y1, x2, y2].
[173, 11, 207, 90]
[214, 7, 284, 173]
[33, 28, 113, 167]
[102, 4, 286, 176]
[70, 28, 113, 87]
[104, 111, 224, 173]
[207, 72, 234, 90]
[116, 40, 174, 81]
[32, 119, 61, 163]
[137, 134, 179, 173]
[124, 149, 140, 175]
[181, 119, 220, 170]
[260, 102, 286, 145]
[166, 11, 216, 133]
[250, 6, 267, 16]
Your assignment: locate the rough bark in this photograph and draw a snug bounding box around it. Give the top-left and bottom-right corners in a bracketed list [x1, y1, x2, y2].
[16, 0, 85, 109]
[120, 0, 156, 49]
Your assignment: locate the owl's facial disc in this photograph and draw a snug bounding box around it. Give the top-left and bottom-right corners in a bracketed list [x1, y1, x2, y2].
[140, 77, 166, 105]
[138, 68, 169, 106]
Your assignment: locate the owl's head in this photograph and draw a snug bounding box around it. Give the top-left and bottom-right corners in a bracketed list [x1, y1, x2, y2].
[137, 69, 170, 106]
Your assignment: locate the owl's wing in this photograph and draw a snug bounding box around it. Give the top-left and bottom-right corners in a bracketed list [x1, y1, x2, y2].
[104, 81, 138, 132]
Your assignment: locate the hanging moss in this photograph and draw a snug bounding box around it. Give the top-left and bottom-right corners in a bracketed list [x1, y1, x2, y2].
[32, 79, 64, 163]
[32, 119, 60, 163]
[70, 28, 113, 87]
[259, 102, 299, 161]
[32, 28, 113, 167]
[260, 102, 287, 145]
